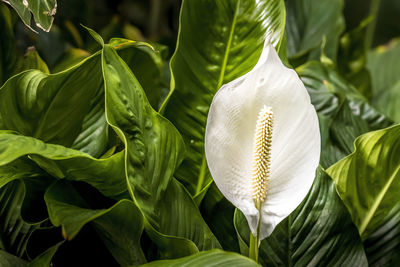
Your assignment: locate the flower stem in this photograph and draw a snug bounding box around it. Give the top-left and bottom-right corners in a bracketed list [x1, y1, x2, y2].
[249, 232, 259, 262]
[249, 200, 261, 263]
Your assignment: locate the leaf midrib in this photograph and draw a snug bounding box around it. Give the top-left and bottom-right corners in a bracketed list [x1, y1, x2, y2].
[196, 0, 241, 195]
[359, 165, 400, 236]
[216, 0, 240, 89]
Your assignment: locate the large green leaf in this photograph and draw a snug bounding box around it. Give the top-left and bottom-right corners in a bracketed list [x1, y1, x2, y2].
[0, 54, 108, 158]
[367, 38, 400, 122]
[327, 100, 369, 164]
[111, 38, 168, 110]
[0, 131, 127, 199]
[101, 43, 220, 254]
[296, 61, 392, 167]
[1, 0, 56, 32]
[141, 249, 259, 267]
[327, 124, 400, 263]
[44, 180, 146, 266]
[163, 0, 286, 196]
[285, 0, 345, 62]
[157, 179, 220, 251]
[235, 167, 368, 266]
[102, 42, 184, 226]
[363, 202, 400, 267]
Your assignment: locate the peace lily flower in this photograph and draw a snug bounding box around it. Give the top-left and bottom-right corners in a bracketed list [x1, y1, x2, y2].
[205, 42, 320, 259]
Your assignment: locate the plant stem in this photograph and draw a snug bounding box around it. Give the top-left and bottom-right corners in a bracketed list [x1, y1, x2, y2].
[249, 200, 261, 263]
[249, 232, 259, 262]
[365, 0, 381, 50]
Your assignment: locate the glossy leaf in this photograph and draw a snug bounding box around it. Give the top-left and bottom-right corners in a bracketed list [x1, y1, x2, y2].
[327, 124, 400, 262]
[0, 54, 108, 158]
[235, 167, 368, 266]
[363, 202, 400, 267]
[45, 181, 146, 266]
[296, 61, 392, 167]
[163, 0, 286, 196]
[327, 100, 369, 164]
[101, 43, 220, 254]
[0, 131, 127, 199]
[157, 179, 220, 251]
[1, 0, 56, 32]
[141, 249, 260, 267]
[285, 0, 345, 62]
[113, 38, 168, 110]
[102, 42, 184, 225]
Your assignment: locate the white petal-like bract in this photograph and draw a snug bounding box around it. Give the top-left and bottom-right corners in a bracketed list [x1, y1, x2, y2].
[205, 43, 320, 241]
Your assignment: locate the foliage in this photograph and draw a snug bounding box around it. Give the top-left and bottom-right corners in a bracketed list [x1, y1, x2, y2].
[0, 0, 399, 266]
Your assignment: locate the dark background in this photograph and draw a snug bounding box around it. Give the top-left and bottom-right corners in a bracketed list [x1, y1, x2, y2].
[9, 0, 400, 69]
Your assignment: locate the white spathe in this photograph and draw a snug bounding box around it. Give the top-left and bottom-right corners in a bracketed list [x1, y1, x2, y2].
[205, 43, 321, 241]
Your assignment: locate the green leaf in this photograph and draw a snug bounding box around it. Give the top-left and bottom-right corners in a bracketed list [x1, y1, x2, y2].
[16, 47, 49, 74]
[363, 202, 400, 267]
[329, 100, 369, 156]
[141, 249, 260, 267]
[101, 43, 220, 255]
[0, 250, 27, 267]
[234, 167, 368, 266]
[143, 222, 199, 259]
[0, 53, 108, 158]
[157, 179, 220, 251]
[163, 0, 286, 196]
[92, 201, 146, 266]
[0, 181, 39, 257]
[0, 131, 127, 199]
[296, 61, 392, 167]
[82, 24, 104, 47]
[367, 38, 400, 122]
[327, 124, 400, 262]
[114, 38, 168, 110]
[0, 157, 42, 188]
[28, 241, 63, 267]
[1, 0, 56, 32]
[285, 0, 345, 62]
[44, 180, 146, 266]
[102, 43, 184, 225]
